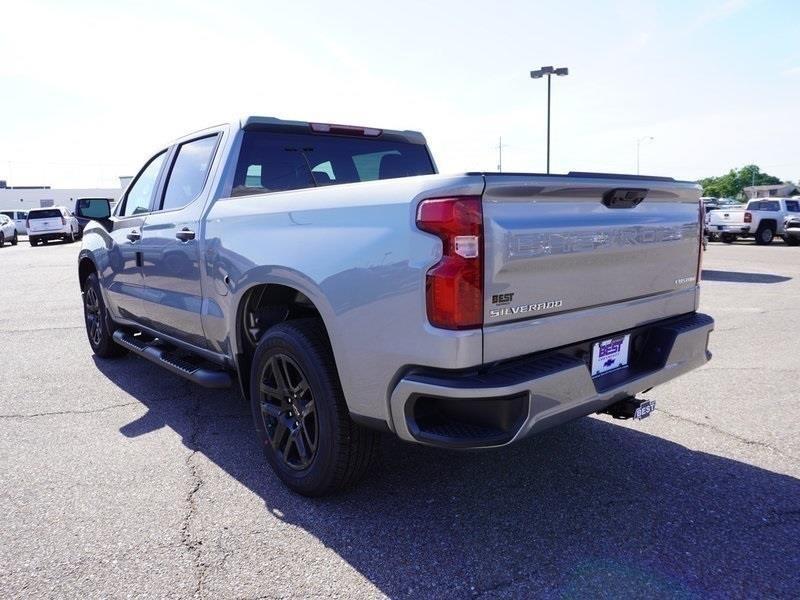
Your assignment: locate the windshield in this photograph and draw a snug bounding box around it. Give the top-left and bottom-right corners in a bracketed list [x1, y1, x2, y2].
[232, 132, 435, 197]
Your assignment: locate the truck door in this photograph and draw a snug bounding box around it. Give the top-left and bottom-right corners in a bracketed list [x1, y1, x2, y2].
[139, 134, 221, 348]
[104, 150, 168, 322]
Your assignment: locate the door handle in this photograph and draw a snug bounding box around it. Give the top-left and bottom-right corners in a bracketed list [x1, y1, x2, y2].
[126, 230, 141, 242]
[175, 228, 195, 242]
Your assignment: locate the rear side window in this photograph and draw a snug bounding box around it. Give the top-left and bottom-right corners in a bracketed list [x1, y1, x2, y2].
[231, 131, 434, 197]
[29, 209, 62, 219]
[785, 200, 799, 212]
[761, 201, 780, 211]
[161, 135, 219, 211]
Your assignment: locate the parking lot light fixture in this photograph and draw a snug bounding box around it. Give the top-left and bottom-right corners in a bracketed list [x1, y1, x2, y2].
[530, 65, 569, 174]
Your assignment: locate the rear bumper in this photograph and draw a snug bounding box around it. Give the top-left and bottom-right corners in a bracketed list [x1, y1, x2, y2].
[29, 231, 69, 240]
[711, 224, 749, 233]
[389, 312, 714, 448]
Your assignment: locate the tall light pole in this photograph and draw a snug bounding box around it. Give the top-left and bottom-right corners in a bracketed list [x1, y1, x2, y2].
[530, 65, 568, 174]
[636, 136, 654, 175]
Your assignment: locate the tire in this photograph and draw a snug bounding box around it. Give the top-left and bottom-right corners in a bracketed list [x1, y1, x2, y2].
[755, 225, 774, 245]
[30, 236, 38, 247]
[249, 318, 378, 496]
[11, 231, 17, 246]
[82, 272, 127, 358]
[65, 229, 76, 243]
[785, 235, 800, 247]
[707, 233, 718, 242]
[720, 233, 736, 244]
[0, 232, 4, 248]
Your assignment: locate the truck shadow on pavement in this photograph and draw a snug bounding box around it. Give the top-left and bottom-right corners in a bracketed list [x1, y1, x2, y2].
[96, 356, 800, 598]
[701, 269, 791, 284]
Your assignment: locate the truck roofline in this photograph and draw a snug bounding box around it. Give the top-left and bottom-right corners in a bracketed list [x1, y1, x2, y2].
[239, 115, 428, 146]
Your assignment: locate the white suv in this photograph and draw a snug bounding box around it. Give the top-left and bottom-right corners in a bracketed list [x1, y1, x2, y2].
[26, 207, 81, 246]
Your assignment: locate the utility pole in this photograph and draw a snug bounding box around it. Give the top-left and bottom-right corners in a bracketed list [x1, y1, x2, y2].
[636, 136, 654, 175]
[530, 65, 569, 174]
[496, 136, 507, 172]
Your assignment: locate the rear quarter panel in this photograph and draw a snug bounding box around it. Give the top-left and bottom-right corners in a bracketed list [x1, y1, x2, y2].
[203, 174, 485, 423]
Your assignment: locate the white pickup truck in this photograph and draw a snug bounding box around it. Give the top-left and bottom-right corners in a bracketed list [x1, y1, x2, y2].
[707, 198, 800, 244]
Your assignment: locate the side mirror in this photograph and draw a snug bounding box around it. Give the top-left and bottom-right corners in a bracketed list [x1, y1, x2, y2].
[75, 198, 112, 220]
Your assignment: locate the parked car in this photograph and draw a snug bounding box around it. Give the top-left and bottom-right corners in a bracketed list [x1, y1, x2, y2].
[27, 207, 81, 246]
[706, 198, 800, 244]
[78, 116, 714, 495]
[0, 214, 19, 247]
[0, 209, 29, 234]
[74, 198, 115, 234]
[784, 215, 800, 246]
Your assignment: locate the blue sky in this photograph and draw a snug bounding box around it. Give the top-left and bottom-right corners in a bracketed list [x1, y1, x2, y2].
[1, 0, 798, 187]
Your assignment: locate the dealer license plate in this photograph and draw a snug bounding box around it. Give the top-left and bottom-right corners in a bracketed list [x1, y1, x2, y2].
[591, 334, 630, 377]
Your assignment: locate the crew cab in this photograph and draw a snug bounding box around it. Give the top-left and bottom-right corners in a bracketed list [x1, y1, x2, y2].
[707, 198, 800, 244]
[27, 207, 80, 246]
[77, 116, 714, 495]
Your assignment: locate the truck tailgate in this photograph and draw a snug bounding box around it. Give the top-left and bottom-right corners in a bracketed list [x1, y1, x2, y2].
[481, 173, 702, 362]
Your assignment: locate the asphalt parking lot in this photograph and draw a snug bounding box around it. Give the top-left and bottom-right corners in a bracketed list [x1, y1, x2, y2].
[1, 237, 798, 598]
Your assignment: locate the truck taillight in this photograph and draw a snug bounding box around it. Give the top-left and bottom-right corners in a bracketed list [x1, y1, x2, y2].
[744, 212, 752, 223]
[416, 196, 483, 330]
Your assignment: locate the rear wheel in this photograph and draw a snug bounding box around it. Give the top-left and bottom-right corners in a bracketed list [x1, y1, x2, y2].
[65, 229, 76, 243]
[249, 319, 378, 496]
[0, 232, 4, 248]
[720, 233, 736, 244]
[82, 272, 127, 358]
[755, 225, 774, 245]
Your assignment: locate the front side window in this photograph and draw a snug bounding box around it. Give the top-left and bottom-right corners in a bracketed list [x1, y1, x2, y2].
[161, 135, 219, 211]
[231, 131, 434, 197]
[121, 151, 167, 217]
[784, 200, 799, 212]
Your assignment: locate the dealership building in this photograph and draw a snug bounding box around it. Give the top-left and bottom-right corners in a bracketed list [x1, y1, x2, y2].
[0, 178, 130, 213]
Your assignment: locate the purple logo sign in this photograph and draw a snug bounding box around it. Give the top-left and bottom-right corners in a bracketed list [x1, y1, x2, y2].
[598, 338, 624, 358]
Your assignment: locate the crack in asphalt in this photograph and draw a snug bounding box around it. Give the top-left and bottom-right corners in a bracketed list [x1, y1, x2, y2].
[656, 408, 799, 463]
[0, 402, 139, 419]
[180, 389, 208, 599]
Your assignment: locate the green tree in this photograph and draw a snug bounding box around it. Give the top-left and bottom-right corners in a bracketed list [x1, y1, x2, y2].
[698, 165, 782, 199]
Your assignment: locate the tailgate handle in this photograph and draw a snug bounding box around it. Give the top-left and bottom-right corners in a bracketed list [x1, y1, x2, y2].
[602, 188, 648, 209]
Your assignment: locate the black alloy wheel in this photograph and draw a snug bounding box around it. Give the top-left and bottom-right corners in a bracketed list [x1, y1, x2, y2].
[258, 353, 318, 470]
[84, 285, 104, 348]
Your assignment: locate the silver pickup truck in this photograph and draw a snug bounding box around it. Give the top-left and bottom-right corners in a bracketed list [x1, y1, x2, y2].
[78, 116, 714, 495]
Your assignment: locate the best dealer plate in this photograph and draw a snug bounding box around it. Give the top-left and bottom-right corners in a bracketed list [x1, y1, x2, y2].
[591, 334, 630, 377]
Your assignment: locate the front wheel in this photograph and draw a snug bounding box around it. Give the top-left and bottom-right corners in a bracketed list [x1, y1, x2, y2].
[30, 236, 38, 247]
[0, 232, 4, 248]
[249, 319, 378, 496]
[11, 231, 17, 246]
[82, 272, 127, 358]
[785, 235, 800, 247]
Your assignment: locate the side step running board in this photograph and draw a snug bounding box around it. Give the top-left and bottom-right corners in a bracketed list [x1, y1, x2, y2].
[113, 330, 232, 389]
